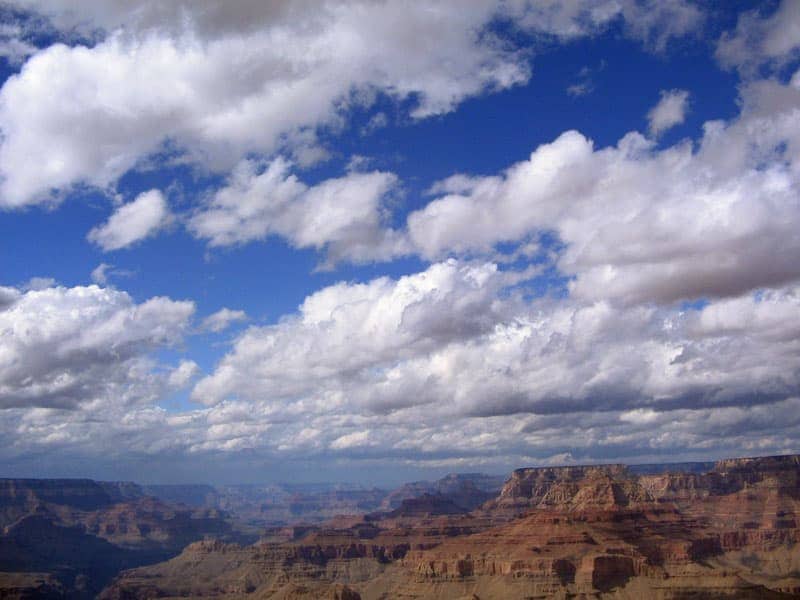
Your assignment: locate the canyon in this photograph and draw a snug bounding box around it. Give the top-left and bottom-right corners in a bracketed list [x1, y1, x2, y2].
[0, 478, 250, 597]
[2, 455, 799, 598]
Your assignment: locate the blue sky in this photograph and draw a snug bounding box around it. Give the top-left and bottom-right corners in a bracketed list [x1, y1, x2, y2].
[0, 0, 799, 484]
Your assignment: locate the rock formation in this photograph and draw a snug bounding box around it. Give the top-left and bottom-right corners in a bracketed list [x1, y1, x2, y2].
[0, 478, 250, 597]
[99, 454, 800, 599]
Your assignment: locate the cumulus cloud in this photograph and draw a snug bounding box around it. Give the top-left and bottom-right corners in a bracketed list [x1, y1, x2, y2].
[647, 89, 689, 136]
[185, 262, 800, 463]
[191, 261, 800, 419]
[0, 283, 194, 409]
[191, 260, 516, 407]
[7, 0, 799, 474]
[201, 308, 247, 333]
[0, 266, 798, 470]
[188, 158, 408, 265]
[167, 359, 199, 388]
[0, 0, 705, 207]
[0, 1, 526, 207]
[88, 189, 170, 251]
[717, 0, 800, 74]
[404, 74, 800, 305]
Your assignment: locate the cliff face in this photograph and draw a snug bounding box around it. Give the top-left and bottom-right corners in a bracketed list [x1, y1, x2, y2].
[714, 454, 800, 473]
[0, 479, 247, 598]
[101, 454, 800, 599]
[490, 464, 651, 512]
[493, 455, 800, 513]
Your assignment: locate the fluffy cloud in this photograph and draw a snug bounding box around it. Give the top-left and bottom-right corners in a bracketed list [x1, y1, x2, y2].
[0, 283, 194, 409]
[167, 359, 199, 388]
[1, 266, 798, 470]
[0, 1, 526, 206]
[716, 0, 800, 74]
[647, 89, 689, 136]
[188, 158, 407, 264]
[405, 74, 800, 305]
[191, 261, 800, 418]
[5, 0, 798, 474]
[0, 0, 705, 207]
[186, 262, 800, 463]
[201, 308, 247, 333]
[191, 260, 515, 407]
[87, 189, 170, 251]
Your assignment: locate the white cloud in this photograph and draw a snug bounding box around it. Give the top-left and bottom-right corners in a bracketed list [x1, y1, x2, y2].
[90, 262, 133, 285]
[188, 158, 408, 265]
[88, 189, 170, 251]
[0, 0, 705, 207]
[9, 0, 798, 473]
[0, 267, 798, 469]
[201, 308, 247, 333]
[24, 276, 57, 290]
[647, 88, 689, 136]
[191, 261, 800, 418]
[182, 262, 800, 464]
[616, 0, 703, 52]
[503, 0, 702, 48]
[191, 260, 516, 407]
[12, 0, 703, 47]
[0, 283, 194, 409]
[404, 74, 800, 305]
[330, 430, 372, 450]
[0, 1, 527, 207]
[0, 28, 36, 65]
[717, 0, 800, 74]
[167, 359, 199, 388]
[361, 112, 388, 136]
[90, 263, 111, 284]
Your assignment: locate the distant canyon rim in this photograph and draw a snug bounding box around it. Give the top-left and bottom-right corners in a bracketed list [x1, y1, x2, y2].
[0, 453, 798, 598]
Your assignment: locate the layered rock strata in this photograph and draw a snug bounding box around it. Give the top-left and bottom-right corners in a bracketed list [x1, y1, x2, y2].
[101, 454, 800, 599]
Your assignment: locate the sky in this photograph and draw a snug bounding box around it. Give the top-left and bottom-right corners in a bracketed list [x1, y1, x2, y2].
[0, 0, 799, 485]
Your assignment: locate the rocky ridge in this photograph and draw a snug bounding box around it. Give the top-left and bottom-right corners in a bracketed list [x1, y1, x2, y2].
[101, 454, 800, 599]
